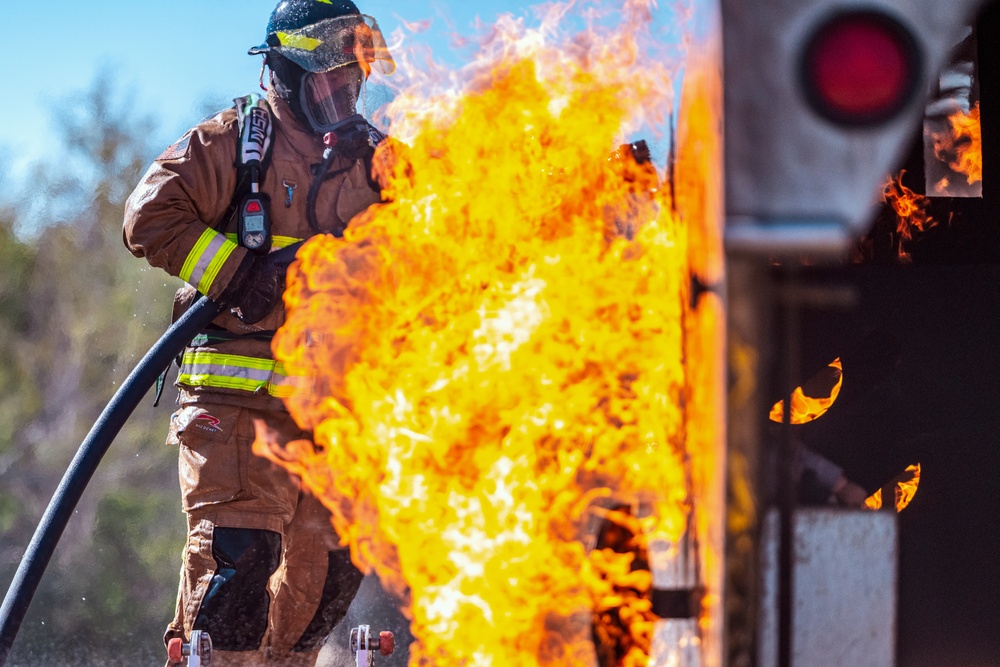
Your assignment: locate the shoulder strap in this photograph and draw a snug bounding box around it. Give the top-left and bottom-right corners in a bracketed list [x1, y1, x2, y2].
[217, 94, 274, 232]
[235, 94, 273, 169]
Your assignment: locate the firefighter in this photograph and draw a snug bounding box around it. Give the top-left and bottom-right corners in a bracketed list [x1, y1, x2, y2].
[122, 1, 394, 665]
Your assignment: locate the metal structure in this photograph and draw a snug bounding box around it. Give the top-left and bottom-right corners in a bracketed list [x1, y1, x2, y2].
[758, 510, 898, 667]
[720, 1, 995, 666]
[167, 630, 213, 667]
[722, 0, 990, 257]
[350, 624, 395, 667]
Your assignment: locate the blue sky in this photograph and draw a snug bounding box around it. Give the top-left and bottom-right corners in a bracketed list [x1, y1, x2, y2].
[1, 1, 546, 177]
[2, 1, 696, 188]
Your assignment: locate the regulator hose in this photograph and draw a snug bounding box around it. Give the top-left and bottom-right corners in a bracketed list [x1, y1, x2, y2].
[0, 242, 303, 665]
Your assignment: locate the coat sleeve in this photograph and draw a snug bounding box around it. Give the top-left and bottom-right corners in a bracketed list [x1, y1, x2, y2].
[123, 111, 250, 302]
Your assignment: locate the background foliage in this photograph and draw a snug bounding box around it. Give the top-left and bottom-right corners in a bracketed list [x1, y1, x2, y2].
[0, 71, 416, 667]
[0, 75, 186, 665]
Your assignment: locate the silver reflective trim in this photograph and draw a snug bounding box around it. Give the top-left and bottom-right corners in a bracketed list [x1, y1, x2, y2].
[188, 233, 230, 291]
[181, 361, 273, 383]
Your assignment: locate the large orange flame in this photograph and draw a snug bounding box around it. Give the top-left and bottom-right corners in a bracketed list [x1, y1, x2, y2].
[769, 358, 843, 425]
[256, 2, 723, 664]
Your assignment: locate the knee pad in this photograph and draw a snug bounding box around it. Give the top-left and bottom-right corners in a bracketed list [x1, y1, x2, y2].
[292, 549, 364, 652]
[194, 527, 282, 651]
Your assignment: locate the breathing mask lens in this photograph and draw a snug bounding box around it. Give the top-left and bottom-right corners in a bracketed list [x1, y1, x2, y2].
[300, 65, 365, 132]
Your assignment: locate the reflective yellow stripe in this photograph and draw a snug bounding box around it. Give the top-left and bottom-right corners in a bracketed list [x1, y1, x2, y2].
[269, 384, 295, 398]
[225, 233, 302, 249]
[178, 352, 298, 397]
[182, 351, 282, 371]
[268, 368, 299, 398]
[179, 229, 215, 283]
[199, 243, 236, 294]
[177, 373, 266, 393]
[180, 229, 239, 293]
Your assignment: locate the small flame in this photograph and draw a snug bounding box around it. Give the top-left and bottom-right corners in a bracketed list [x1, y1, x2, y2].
[769, 358, 843, 425]
[882, 172, 937, 262]
[932, 102, 982, 185]
[865, 464, 921, 512]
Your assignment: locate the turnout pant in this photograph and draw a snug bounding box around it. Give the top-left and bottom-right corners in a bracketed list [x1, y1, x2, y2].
[164, 403, 363, 667]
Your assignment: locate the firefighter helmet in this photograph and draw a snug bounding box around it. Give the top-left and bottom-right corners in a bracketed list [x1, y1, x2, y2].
[249, 0, 394, 76]
[249, 0, 395, 134]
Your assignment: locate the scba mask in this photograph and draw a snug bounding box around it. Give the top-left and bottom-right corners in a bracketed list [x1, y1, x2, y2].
[300, 64, 366, 134]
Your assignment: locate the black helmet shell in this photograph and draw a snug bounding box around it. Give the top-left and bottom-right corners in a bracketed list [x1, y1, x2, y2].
[250, 0, 361, 55]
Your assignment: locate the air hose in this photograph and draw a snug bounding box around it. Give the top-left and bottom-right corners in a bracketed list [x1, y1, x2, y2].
[0, 242, 303, 665]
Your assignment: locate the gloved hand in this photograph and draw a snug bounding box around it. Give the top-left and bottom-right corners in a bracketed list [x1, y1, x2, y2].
[220, 254, 286, 325]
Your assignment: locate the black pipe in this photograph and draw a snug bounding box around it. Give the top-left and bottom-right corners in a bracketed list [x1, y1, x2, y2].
[0, 242, 303, 665]
[777, 267, 801, 667]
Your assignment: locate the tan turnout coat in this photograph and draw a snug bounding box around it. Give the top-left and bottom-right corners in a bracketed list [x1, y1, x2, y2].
[124, 88, 381, 410]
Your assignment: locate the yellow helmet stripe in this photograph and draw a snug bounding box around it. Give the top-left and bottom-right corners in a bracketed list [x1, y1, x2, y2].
[277, 31, 322, 52]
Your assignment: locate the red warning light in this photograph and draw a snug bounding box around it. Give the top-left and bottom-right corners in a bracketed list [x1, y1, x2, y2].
[246, 200, 262, 213]
[801, 11, 922, 126]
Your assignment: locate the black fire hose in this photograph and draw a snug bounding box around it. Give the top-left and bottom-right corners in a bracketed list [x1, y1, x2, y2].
[0, 241, 303, 665]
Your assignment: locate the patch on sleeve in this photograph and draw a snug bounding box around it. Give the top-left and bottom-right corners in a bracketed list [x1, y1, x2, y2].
[156, 133, 192, 161]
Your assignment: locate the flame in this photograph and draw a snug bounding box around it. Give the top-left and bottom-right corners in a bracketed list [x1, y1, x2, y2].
[588, 507, 659, 667]
[882, 172, 937, 262]
[864, 464, 921, 512]
[255, 2, 724, 665]
[673, 32, 726, 666]
[769, 358, 843, 425]
[932, 102, 982, 185]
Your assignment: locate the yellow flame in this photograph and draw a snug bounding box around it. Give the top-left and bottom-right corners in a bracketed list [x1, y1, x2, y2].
[256, 2, 724, 664]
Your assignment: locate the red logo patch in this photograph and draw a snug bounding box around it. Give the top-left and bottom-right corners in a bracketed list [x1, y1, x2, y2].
[194, 413, 223, 432]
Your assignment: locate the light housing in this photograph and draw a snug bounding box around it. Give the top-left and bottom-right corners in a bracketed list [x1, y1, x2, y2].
[800, 10, 923, 127]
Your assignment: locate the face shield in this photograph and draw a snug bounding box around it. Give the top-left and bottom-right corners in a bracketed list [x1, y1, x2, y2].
[299, 63, 366, 133]
[251, 14, 395, 133]
[263, 15, 394, 73]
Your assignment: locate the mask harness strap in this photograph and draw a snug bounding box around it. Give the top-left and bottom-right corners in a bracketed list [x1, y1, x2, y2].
[258, 59, 269, 92]
[306, 147, 352, 237]
[306, 122, 386, 236]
